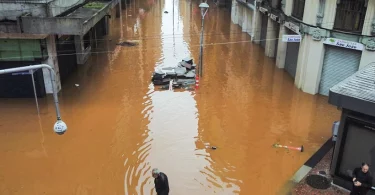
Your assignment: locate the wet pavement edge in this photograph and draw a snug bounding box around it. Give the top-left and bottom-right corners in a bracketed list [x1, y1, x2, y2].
[278, 139, 334, 194]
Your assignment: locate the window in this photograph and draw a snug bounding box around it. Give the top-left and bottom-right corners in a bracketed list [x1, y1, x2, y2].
[334, 0, 367, 32]
[271, 0, 282, 9]
[292, 0, 305, 20]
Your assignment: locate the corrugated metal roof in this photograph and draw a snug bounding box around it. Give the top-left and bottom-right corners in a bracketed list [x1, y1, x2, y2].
[330, 63, 375, 103]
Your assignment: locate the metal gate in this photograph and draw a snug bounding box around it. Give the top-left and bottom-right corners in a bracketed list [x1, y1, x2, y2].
[318, 46, 361, 96]
[284, 29, 300, 78]
[260, 14, 268, 48]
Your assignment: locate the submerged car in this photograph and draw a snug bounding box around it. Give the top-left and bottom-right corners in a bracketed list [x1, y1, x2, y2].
[151, 57, 196, 85]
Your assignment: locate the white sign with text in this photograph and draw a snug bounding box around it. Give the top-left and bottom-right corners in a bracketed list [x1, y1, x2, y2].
[323, 38, 364, 51]
[282, 35, 301, 42]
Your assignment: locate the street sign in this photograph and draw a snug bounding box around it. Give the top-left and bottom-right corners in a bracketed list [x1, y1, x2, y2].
[282, 35, 301, 42]
[259, 7, 268, 14]
[270, 14, 279, 23]
[323, 38, 364, 51]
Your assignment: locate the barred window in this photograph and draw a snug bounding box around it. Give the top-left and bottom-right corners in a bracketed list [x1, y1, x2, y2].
[334, 0, 367, 32]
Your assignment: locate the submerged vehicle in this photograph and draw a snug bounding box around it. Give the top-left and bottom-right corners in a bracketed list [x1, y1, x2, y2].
[151, 57, 197, 85]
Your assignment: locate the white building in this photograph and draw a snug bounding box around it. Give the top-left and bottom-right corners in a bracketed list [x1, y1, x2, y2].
[232, 0, 375, 96]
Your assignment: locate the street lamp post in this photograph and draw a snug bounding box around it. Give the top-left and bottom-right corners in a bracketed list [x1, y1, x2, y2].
[198, 2, 209, 78]
[0, 64, 68, 135]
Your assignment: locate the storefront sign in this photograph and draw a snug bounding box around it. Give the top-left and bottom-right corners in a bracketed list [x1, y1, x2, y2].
[259, 7, 268, 14]
[284, 21, 300, 34]
[323, 38, 364, 51]
[270, 14, 279, 23]
[282, 35, 301, 42]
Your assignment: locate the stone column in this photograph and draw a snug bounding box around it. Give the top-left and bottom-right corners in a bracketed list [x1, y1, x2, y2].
[252, 10, 262, 44]
[231, 0, 239, 24]
[321, 0, 337, 30]
[362, 0, 375, 36]
[359, 49, 375, 70]
[247, 9, 253, 36]
[265, 18, 277, 57]
[242, 8, 248, 33]
[42, 34, 61, 94]
[74, 35, 90, 65]
[360, 0, 375, 67]
[284, 0, 293, 15]
[294, 35, 325, 95]
[276, 25, 287, 68]
[302, 0, 319, 25]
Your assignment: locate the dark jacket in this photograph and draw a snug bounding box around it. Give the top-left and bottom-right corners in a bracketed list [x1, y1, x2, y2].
[154, 172, 169, 195]
[352, 167, 373, 194]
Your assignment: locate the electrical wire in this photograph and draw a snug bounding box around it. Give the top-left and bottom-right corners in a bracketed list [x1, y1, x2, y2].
[0, 31, 299, 60]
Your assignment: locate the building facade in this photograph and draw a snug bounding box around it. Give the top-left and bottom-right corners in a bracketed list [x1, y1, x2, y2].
[231, 0, 375, 96]
[0, 0, 122, 97]
[329, 63, 375, 193]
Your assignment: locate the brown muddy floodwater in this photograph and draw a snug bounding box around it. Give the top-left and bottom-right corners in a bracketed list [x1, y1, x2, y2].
[0, 0, 340, 194]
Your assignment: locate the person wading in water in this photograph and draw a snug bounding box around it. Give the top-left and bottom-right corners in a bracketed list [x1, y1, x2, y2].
[351, 163, 373, 195]
[152, 168, 169, 195]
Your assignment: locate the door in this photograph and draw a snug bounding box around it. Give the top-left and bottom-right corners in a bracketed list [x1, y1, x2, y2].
[260, 14, 268, 48]
[284, 29, 300, 78]
[318, 46, 361, 96]
[274, 23, 280, 59]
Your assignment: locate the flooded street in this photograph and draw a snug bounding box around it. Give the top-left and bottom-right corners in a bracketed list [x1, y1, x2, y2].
[0, 0, 340, 194]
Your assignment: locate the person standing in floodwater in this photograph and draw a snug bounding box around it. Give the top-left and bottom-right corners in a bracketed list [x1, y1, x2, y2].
[351, 163, 373, 195]
[152, 168, 169, 195]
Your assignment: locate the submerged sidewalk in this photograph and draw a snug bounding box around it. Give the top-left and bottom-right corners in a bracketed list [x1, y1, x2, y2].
[284, 139, 350, 195]
[292, 148, 349, 195]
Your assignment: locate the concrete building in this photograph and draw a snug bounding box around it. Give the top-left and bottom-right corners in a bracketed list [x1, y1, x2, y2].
[329, 63, 375, 194]
[231, 0, 375, 96]
[0, 0, 122, 98]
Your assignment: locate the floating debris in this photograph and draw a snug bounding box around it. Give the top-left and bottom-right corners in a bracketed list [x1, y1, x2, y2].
[164, 11, 169, 13]
[205, 145, 217, 150]
[273, 143, 304, 152]
[117, 40, 140, 47]
[75, 84, 80, 87]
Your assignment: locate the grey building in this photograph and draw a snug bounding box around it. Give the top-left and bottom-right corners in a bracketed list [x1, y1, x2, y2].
[0, 0, 122, 97]
[329, 63, 375, 193]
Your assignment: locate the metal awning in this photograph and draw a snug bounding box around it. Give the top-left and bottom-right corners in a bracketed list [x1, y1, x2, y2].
[20, 1, 116, 36]
[329, 63, 375, 116]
